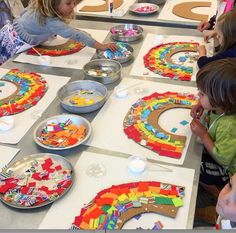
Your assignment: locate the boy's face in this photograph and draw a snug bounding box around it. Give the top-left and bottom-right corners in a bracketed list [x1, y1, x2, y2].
[216, 174, 236, 222]
[198, 90, 213, 110]
[58, 0, 76, 17]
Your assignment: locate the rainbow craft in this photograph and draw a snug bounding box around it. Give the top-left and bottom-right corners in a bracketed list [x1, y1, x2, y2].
[71, 181, 185, 230]
[143, 42, 199, 81]
[26, 39, 85, 56]
[0, 69, 48, 117]
[123, 92, 198, 159]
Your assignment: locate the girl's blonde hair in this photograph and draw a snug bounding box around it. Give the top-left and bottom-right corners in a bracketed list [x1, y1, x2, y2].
[29, 0, 78, 24]
[217, 9, 236, 53]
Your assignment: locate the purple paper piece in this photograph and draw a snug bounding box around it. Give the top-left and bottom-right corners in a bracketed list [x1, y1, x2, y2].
[134, 214, 142, 220]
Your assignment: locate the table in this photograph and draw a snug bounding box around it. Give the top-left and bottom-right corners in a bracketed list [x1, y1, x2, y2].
[0, 19, 203, 229]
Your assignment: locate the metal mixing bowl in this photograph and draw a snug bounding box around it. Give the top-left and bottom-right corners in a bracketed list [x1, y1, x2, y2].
[33, 114, 92, 150]
[57, 80, 107, 113]
[83, 59, 122, 84]
[96, 43, 133, 64]
[110, 24, 143, 42]
[129, 3, 160, 15]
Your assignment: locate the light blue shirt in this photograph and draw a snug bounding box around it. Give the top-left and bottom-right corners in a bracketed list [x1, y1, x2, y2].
[13, 9, 96, 47]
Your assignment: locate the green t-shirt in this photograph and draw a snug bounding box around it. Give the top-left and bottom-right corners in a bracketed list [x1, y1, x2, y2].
[208, 112, 236, 176]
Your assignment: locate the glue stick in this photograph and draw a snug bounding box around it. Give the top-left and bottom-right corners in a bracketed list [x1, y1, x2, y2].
[108, 0, 114, 14]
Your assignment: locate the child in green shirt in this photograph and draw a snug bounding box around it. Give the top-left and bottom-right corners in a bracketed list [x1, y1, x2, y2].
[191, 58, 236, 197]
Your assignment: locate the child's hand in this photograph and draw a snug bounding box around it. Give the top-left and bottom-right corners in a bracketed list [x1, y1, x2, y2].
[197, 21, 211, 32]
[203, 30, 217, 42]
[190, 119, 208, 138]
[197, 45, 207, 57]
[191, 104, 204, 119]
[100, 43, 118, 52]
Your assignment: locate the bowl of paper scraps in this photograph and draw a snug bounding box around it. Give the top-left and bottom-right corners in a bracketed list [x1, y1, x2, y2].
[110, 24, 143, 42]
[57, 80, 107, 113]
[96, 42, 133, 64]
[34, 114, 91, 150]
[129, 3, 160, 15]
[83, 59, 122, 84]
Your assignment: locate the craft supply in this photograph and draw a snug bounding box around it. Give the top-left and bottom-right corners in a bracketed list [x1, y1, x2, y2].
[0, 69, 48, 117]
[115, 82, 141, 98]
[135, 5, 155, 13]
[180, 120, 189, 126]
[0, 116, 14, 131]
[79, 0, 123, 12]
[128, 155, 146, 174]
[37, 119, 86, 148]
[27, 39, 85, 56]
[63, 89, 103, 107]
[0, 154, 73, 208]
[123, 92, 198, 159]
[143, 42, 198, 81]
[114, 85, 129, 98]
[172, 1, 211, 21]
[71, 181, 185, 229]
[98, 42, 133, 63]
[129, 3, 159, 15]
[108, 0, 114, 14]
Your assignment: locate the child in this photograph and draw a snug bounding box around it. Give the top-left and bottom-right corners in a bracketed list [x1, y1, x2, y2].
[0, 0, 117, 64]
[0, 0, 11, 28]
[190, 59, 236, 198]
[216, 173, 236, 229]
[197, 0, 236, 42]
[197, 9, 236, 68]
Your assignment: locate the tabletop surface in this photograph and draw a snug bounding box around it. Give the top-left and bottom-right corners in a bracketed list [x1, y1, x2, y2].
[0, 19, 203, 229]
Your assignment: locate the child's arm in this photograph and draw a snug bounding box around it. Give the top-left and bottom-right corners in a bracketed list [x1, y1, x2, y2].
[190, 119, 214, 154]
[47, 19, 117, 50]
[197, 46, 236, 68]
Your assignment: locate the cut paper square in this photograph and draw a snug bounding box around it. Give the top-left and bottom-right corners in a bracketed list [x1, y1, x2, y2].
[171, 128, 178, 133]
[85, 78, 198, 165]
[158, 0, 217, 23]
[0, 68, 70, 144]
[172, 197, 184, 207]
[180, 120, 189, 126]
[14, 29, 109, 69]
[130, 33, 213, 81]
[38, 151, 195, 229]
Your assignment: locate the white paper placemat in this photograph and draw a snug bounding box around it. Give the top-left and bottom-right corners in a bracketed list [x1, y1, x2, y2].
[85, 78, 197, 165]
[39, 151, 195, 229]
[0, 145, 20, 169]
[0, 68, 70, 144]
[14, 29, 109, 69]
[158, 0, 217, 23]
[130, 33, 213, 81]
[76, 0, 136, 17]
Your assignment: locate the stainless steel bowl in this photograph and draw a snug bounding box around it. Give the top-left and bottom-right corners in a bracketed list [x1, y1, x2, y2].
[33, 114, 92, 150]
[83, 59, 122, 84]
[110, 24, 143, 42]
[57, 80, 107, 113]
[129, 3, 160, 15]
[96, 43, 133, 64]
